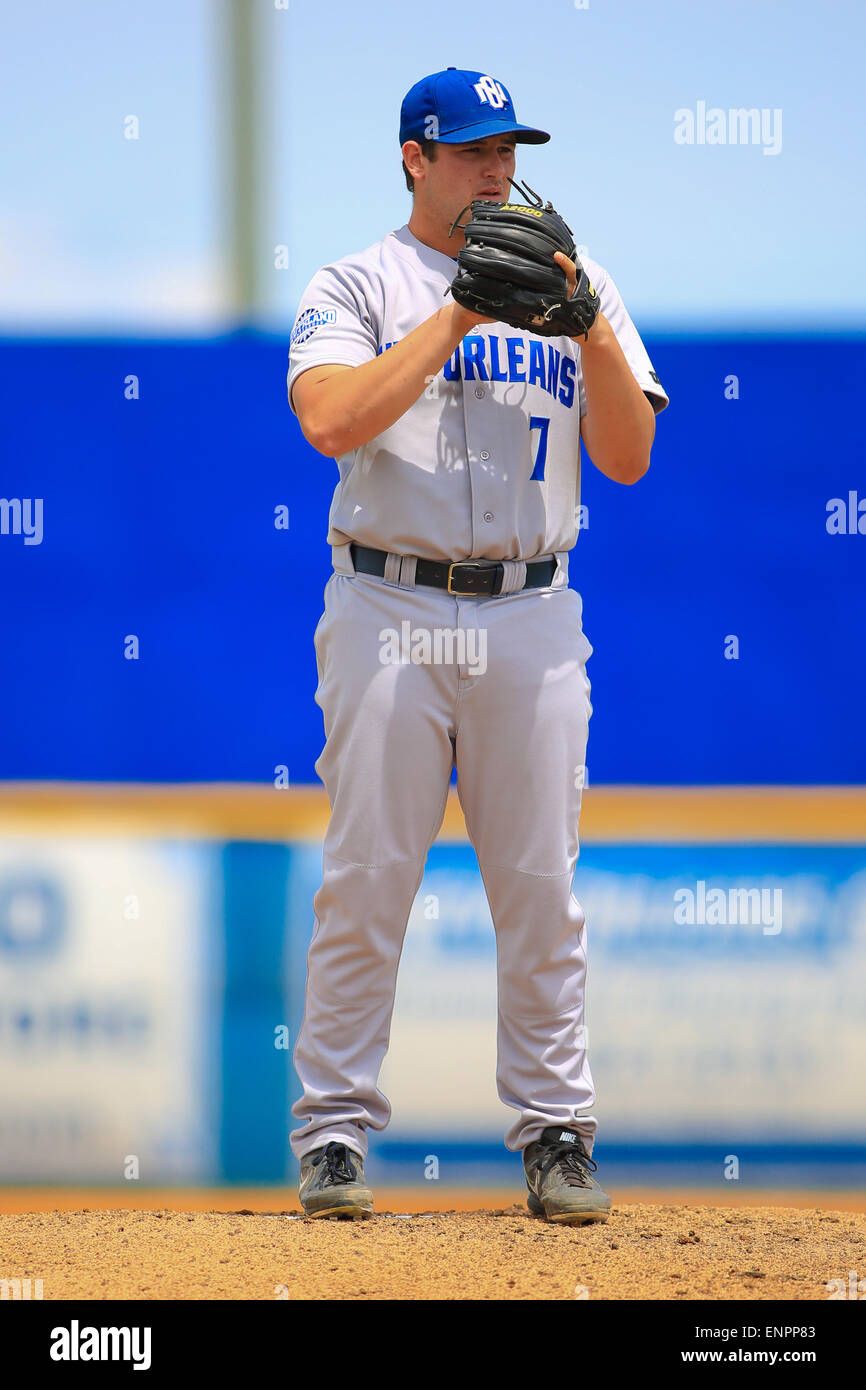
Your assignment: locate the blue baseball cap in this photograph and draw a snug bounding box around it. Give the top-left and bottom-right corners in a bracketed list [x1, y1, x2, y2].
[399, 68, 550, 147]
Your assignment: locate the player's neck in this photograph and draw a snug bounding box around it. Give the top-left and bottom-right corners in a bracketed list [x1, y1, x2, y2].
[407, 206, 463, 262]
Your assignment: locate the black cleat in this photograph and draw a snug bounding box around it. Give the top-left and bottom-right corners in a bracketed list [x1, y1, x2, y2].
[299, 1141, 374, 1219]
[523, 1127, 612, 1225]
[299, 1141, 374, 1220]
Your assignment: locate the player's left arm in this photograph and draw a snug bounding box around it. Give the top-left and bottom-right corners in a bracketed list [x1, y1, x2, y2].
[554, 251, 660, 486]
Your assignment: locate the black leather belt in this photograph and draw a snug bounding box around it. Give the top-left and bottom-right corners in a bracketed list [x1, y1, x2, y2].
[350, 544, 557, 597]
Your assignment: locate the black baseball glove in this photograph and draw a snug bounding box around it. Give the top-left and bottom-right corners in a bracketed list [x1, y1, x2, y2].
[446, 178, 600, 340]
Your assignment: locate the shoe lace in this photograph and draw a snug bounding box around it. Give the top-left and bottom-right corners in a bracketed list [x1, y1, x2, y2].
[314, 1143, 359, 1186]
[539, 1141, 599, 1189]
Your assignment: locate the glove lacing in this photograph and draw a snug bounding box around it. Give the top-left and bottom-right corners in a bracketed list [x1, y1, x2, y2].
[447, 174, 551, 240]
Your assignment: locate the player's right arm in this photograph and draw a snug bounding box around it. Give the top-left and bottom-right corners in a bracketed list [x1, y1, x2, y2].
[291, 301, 491, 458]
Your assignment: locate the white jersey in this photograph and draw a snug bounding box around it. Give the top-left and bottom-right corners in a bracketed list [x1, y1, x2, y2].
[287, 223, 669, 563]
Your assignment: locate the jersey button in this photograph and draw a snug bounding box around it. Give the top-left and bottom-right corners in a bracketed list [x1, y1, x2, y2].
[480, 449, 490, 460]
[483, 511, 494, 522]
[474, 387, 485, 399]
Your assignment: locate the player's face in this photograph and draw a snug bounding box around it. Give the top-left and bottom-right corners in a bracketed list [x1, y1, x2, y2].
[428, 134, 518, 226]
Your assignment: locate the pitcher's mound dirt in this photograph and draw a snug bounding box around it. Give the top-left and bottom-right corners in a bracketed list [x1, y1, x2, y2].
[3, 1200, 864, 1300]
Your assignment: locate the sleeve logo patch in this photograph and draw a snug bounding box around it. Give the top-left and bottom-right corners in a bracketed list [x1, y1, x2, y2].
[291, 306, 338, 345]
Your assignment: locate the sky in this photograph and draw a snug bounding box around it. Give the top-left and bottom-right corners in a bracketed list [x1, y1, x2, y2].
[1, 0, 864, 334]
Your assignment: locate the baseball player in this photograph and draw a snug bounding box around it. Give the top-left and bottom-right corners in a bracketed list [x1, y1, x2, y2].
[287, 67, 669, 1223]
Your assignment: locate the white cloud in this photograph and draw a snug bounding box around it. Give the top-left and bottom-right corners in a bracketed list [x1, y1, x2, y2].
[0, 214, 231, 332]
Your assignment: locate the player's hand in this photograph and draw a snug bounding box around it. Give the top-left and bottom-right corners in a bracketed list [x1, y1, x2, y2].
[450, 299, 497, 331]
[553, 250, 578, 298]
[553, 251, 604, 342]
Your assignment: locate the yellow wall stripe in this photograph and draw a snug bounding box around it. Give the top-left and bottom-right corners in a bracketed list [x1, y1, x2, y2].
[0, 783, 864, 843]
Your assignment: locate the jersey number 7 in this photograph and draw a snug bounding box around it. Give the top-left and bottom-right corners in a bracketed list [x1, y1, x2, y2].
[529, 415, 549, 482]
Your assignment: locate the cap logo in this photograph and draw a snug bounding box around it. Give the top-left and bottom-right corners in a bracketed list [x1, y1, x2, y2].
[473, 75, 508, 109]
[559, 1131, 577, 1143]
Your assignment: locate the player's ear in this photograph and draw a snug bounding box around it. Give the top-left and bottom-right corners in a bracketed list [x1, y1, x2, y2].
[401, 139, 424, 182]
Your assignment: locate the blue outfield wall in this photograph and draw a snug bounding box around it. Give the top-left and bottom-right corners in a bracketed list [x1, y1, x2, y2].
[2, 332, 865, 784]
